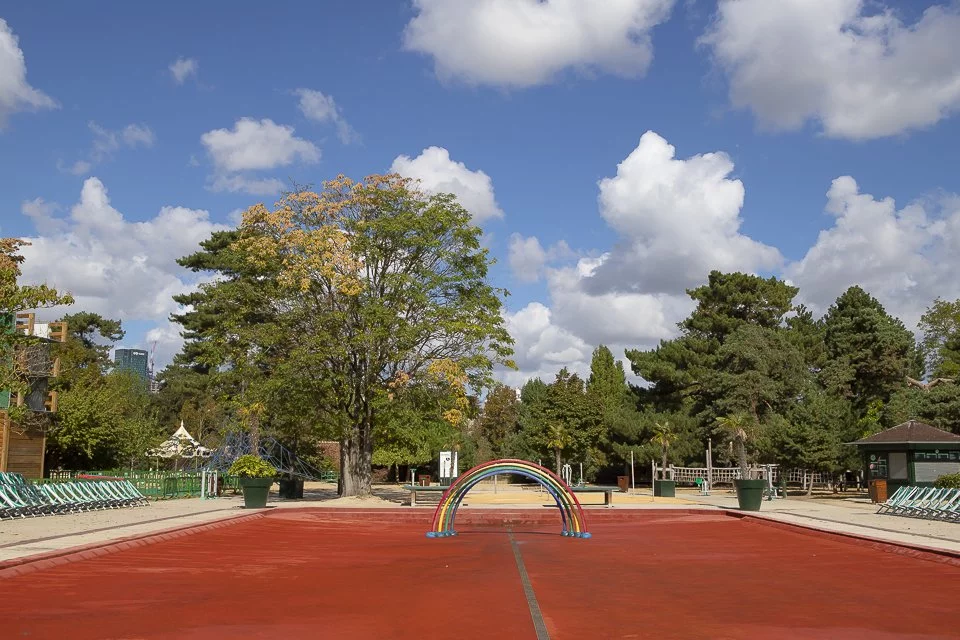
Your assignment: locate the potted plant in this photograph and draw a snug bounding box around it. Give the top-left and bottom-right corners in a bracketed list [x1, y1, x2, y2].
[278, 473, 304, 499]
[652, 420, 676, 497]
[718, 414, 763, 511]
[229, 454, 277, 509]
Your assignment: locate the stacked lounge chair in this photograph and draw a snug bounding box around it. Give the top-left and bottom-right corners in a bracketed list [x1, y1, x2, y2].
[0, 472, 148, 519]
[876, 485, 960, 521]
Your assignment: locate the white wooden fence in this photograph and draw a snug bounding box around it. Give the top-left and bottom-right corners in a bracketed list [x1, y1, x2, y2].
[657, 464, 833, 490]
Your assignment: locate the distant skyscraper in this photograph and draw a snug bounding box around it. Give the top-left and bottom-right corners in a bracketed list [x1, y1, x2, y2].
[114, 348, 149, 382]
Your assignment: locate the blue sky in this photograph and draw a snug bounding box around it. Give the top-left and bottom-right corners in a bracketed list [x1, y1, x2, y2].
[2, 1, 960, 384]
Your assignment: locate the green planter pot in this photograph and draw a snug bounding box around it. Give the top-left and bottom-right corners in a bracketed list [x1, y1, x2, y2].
[654, 479, 676, 497]
[278, 477, 304, 499]
[239, 477, 274, 509]
[734, 478, 765, 511]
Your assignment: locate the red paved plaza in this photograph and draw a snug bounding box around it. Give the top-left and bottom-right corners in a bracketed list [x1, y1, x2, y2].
[2, 509, 958, 639]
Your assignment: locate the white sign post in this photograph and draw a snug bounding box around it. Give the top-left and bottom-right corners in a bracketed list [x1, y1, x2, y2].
[439, 450, 459, 486]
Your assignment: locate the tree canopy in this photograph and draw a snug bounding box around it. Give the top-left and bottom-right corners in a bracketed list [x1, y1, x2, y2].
[170, 175, 513, 495]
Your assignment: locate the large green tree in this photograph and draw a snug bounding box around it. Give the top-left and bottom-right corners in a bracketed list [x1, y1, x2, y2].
[769, 385, 850, 478]
[918, 298, 960, 379]
[46, 313, 164, 470]
[628, 271, 801, 434]
[708, 324, 808, 427]
[886, 382, 960, 435]
[55, 312, 124, 387]
[586, 344, 640, 472]
[508, 377, 549, 461]
[821, 286, 917, 414]
[475, 383, 520, 459]
[587, 345, 627, 408]
[543, 368, 604, 476]
[222, 175, 513, 496]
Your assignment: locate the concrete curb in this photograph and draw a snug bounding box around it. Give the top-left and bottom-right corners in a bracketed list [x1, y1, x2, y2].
[726, 510, 960, 568]
[0, 510, 266, 579]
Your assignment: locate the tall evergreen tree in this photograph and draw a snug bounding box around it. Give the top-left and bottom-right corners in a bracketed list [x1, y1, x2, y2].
[628, 271, 801, 437]
[544, 368, 604, 477]
[476, 383, 520, 459]
[509, 378, 549, 462]
[707, 324, 808, 431]
[587, 345, 626, 407]
[821, 286, 916, 414]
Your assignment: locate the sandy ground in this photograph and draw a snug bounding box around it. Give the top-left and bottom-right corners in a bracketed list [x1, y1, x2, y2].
[1, 482, 958, 562]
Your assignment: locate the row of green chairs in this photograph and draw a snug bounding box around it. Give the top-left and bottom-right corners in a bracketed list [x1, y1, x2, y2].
[876, 485, 960, 520]
[0, 472, 148, 519]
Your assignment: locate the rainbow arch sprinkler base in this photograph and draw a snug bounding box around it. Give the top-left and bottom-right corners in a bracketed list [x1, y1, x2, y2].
[426, 459, 591, 539]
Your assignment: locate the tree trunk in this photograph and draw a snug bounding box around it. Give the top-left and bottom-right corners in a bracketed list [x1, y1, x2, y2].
[736, 439, 749, 478]
[249, 413, 260, 457]
[339, 420, 373, 497]
[661, 451, 668, 480]
[554, 448, 561, 476]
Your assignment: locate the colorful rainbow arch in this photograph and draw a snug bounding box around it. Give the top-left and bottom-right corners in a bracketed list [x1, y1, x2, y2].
[427, 458, 591, 539]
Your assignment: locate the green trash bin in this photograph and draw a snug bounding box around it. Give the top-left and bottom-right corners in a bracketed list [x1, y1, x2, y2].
[654, 479, 676, 497]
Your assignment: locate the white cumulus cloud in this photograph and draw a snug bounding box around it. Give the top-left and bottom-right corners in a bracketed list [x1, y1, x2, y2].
[18, 177, 229, 342]
[295, 88, 358, 144]
[499, 302, 591, 386]
[403, 0, 676, 87]
[702, 0, 960, 139]
[21, 197, 64, 234]
[201, 117, 320, 195]
[60, 121, 155, 176]
[785, 177, 960, 331]
[508, 233, 573, 283]
[391, 146, 504, 224]
[586, 130, 781, 295]
[169, 57, 198, 84]
[500, 131, 780, 384]
[0, 18, 57, 128]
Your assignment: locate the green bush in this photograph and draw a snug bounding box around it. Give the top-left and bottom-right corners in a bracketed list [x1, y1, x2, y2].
[934, 473, 960, 489]
[228, 455, 277, 479]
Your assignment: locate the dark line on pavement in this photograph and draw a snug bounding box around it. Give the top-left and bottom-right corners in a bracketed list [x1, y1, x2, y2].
[0, 508, 236, 549]
[508, 528, 550, 640]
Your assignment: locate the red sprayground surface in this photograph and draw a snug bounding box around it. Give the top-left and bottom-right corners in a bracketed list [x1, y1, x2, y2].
[2, 509, 958, 639]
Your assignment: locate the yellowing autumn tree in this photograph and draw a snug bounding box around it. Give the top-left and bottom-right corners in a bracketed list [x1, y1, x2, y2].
[231, 174, 513, 496]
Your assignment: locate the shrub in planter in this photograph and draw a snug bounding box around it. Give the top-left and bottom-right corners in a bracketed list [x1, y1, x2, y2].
[718, 414, 764, 511]
[652, 420, 676, 497]
[229, 455, 277, 508]
[934, 473, 960, 489]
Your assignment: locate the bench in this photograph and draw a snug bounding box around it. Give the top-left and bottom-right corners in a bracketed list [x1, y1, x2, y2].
[403, 484, 448, 507]
[571, 486, 618, 507]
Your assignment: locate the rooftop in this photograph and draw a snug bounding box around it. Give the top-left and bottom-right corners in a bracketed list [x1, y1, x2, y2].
[851, 420, 960, 446]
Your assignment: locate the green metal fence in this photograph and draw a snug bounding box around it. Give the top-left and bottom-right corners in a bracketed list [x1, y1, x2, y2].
[46, 470, 241, 499]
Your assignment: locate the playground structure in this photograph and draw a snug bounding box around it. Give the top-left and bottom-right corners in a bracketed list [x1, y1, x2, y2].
[203, 430, 332, 482]
[428, 458, 590, 538]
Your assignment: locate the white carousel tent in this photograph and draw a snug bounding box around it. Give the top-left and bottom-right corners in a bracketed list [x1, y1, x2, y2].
[147, 421, 212, 460]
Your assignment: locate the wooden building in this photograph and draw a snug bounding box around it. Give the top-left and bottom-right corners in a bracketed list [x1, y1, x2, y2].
[1, 313, 66, 479]
[851, 420, 960, 495]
